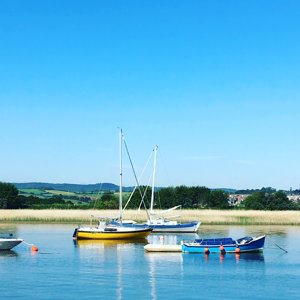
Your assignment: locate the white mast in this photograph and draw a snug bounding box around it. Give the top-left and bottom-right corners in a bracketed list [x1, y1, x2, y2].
[150, 145, 158, 213]
[119, 129, 123, 224]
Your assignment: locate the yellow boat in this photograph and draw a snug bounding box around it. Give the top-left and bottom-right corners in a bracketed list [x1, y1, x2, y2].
[74, 224, 152, 240]
[72, 129, 153, 240]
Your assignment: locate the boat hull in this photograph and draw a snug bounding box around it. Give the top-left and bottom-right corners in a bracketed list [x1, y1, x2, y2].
[182, 236, 265, 253]
[111, 221, 201, 233]
[0, 238, 23, 250]
[75, 228, 152, 240]
[144, 244, 182, 252]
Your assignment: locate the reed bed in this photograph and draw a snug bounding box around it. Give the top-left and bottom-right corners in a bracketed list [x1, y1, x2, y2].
[0, 209, 300, 225]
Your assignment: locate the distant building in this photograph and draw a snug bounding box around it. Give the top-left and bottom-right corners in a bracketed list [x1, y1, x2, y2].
[228, 194, 249, 205]
[287, 195, 300, 203]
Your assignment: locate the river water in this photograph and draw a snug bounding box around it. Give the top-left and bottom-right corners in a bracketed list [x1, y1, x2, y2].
[1, 224, 300, 299]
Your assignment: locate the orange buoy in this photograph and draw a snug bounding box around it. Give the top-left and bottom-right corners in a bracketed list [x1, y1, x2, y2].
[220, 245, 225, 252]
[31, 246, 38, 252]
[204, 247, 210, 254]
[235, 247, 240, 253]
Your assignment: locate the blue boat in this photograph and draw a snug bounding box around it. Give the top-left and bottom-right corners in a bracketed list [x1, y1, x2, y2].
[111, 219, 200, 233]
[181, 235, 265, 253]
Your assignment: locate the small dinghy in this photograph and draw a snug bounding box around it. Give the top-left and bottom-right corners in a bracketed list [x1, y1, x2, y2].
[144, 244, 182, 252]
[181, 236, 265, 253]
[0, 237, 23, 250]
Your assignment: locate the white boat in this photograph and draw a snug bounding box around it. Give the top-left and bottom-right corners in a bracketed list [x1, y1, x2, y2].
[73, 129, 152, 240]
[112, 146, 201, 233]
[144, 244, 182, 252]
[0, 237, 23, 250]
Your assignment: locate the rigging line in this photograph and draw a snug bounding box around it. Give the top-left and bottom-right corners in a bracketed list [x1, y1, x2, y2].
[267, 235, 288, 253]
[138, 171, 153, 210]
[157, 190, 162, 210]
[122, 136, 150, 219]
[123, 185, 137, 211]
[123, 149, 154, 210]
[22, 240, 35, 247]
[93, 181, 103, 209]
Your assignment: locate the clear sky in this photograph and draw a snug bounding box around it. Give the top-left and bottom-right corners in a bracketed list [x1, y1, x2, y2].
[1, 0, 300, 190]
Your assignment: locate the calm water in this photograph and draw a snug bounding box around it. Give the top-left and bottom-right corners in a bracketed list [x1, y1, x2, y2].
[1, 224, 300, 300]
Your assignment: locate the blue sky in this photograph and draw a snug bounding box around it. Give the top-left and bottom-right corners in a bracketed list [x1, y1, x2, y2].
[1, 1, 300, 189]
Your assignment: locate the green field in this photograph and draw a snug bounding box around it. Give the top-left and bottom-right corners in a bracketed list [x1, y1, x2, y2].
[17, 188, 127, 205]
[19, 189, 47, 195]
[45, 190, 77, 196]
[19, 188, 95, 197]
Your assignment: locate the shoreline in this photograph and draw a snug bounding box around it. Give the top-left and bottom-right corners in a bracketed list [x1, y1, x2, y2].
[0, 209, 300, 225]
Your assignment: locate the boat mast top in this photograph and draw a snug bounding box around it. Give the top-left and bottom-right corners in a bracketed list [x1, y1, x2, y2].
[150, 145, 158, 213]
[119, 129, 123, 224]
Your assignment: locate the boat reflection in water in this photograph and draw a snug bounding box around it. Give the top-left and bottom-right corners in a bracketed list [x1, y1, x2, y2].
[183, 251, 265, 264]
[234, 252, 265, 262]
[74, 238, 149, 300]
[0, 250, 18, 257]
[74, 238, 148, 249]
[145, 235, 183, 300]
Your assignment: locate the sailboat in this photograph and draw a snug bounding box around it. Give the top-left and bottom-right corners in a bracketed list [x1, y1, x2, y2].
[112, 146, 201, 233]
[73, 129, 153, 240]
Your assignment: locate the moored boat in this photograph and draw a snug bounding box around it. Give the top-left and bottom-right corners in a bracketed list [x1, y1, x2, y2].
[73, 129, 153, 240]
[112, 145, 201, 233]
[181, 236, 266, 253]
[0, 237, 23, 250]
[73, 218, 152, 240]
[144, 244, 182, 252]
[112, 218, 201, 233]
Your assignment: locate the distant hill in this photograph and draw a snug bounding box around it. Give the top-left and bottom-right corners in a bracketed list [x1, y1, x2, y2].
[211, 188, 237, 193]
[12, 182, 237, 194]
[12, 182, 128, 192]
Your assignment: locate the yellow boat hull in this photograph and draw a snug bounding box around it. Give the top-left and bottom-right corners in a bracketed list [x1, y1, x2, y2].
[76, 229, 152, 240]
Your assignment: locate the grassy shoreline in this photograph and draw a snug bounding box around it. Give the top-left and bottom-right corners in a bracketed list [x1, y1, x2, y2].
[1, 209, 300, 225]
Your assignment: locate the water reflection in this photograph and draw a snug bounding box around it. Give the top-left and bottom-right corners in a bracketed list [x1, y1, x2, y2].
[145, 248, 183, 300]
[74, 238, 149, 300]
[182, 252, 265, 264]
[74, 238, 148, 249]
[73, 228, 289, 300]
[237, 253, 265, 262]
[145, 234, 185, 300]
[117, 244, 122, 300]
[0, 250, 18, 257]
[2, 224, 299, 300]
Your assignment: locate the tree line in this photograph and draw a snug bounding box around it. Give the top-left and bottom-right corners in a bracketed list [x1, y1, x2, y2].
[1, 182, 299, 210]
[92, 186, 231, 210]
[0, 183, 75, 209]
[242, 191, 298, 210]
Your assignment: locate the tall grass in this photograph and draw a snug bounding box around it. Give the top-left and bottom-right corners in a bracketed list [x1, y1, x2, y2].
[1, 209, 300, 225]
[0, 209, 300, 225]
